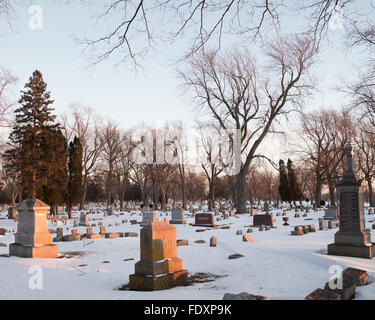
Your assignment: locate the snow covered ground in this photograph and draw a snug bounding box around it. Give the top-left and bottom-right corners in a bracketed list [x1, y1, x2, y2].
[0, 207, 374, 300]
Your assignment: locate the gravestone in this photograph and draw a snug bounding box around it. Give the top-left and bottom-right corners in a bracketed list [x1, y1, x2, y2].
[140, 211, 157, 226]
[319, 218, 328, 230]
[128, 221, 188, 290]
[9, 199, 58, 258]
[253, 214, 273, 227]
[263, 202, 270, 212]
[79, 213, 89, 227]
[323, 207, 338, 220]
[327, 145, 374, 259]
[170, 208, 186, 224]
[194, 213, 216, 227]
[8, 207, 17, 220]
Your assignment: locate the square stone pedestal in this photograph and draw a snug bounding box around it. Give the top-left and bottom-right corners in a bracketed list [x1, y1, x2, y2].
[129, 269, 188, 291]
[9, 199, 59, 259]
[327, 242, 374, 259]
[9, 243, 58, 258]
[128, 221, 188, 291]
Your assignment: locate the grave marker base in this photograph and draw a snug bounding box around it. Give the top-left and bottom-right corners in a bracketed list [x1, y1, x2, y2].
[169, 220, 186, 224]
[129, 269, 188, 291]
[9, 243, 58, 258]
[327, 242, 374, 259]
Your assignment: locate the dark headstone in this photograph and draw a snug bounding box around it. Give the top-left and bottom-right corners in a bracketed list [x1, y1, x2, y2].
[324, 278, 356, 300]
[327, 145, 374, 259]
[194, 213, 215, 227]
[342, 267, 368, 286]
[253, 214, 273, 227]
[305, 288, 341, 300]
[223, 292, 269, 300]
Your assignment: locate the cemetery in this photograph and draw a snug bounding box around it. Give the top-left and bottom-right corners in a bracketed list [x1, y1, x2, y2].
[1, 0, 375, 304]
[0, 179, 374, 299]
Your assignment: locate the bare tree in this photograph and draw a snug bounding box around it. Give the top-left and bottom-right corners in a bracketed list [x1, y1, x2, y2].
[296, 108, 353, 207]
[114, 130, 136, 208]
[77, 0, 354, 67]
[100, 121, 123, 207]
[354, 124, 375, 206]
[168, 122, 189, 209]
[60, 104, 104, 210]
[0, 0, 15, 25]
[179, 36, 317, 213]
[0, 67, 18, 127]
[196, 121, 228, 210]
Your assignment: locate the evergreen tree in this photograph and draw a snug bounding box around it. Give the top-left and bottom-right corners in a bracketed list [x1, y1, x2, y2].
[67, 136, 83, 218]
[4, 70, 58, 199]
[40, 129, 68, 216]
[278, 159, 291, 202]
[287, 158, 304, 203]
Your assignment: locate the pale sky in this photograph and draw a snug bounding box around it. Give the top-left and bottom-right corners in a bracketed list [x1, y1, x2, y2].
[0, 1, 372, 161]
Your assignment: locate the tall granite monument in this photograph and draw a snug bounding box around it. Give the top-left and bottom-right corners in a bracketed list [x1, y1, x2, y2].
[327, 145, 374, 259]
[9, 199, 59, 258]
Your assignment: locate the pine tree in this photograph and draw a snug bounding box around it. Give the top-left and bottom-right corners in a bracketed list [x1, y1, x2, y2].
[67, 136, 83, 218]
[40, 129, 68, 216]
[4, 70, 59, 199]
[287, 158, 304, 203]
[278, 159, 291, 202]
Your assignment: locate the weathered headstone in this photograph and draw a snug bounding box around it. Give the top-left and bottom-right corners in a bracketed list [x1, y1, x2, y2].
[305, 288, 341, 300]
[342, 267, 368, 286]
[9, 199, 58, 258]
[319, 218, 328, 230]
[210, 236, 217, 247]
[140, 211, 157, 226]
[327, 145, 374, 259]
[323, 207, 338, 220]
[242, 235, 253, 242]
[170, 208, 186, 224]
[79, 213, 89, 227]
[128, 221, 188, 291]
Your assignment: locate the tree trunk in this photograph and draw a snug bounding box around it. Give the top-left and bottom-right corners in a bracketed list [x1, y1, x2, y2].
[160, 183, 167, 209]
[68, 206, 73, 219]
[249, 187, 254, 205]
[327, 175, 336, 207]
[366, 176, 374, 207]
[315, 171, 322, 208]
[181, 181, 187, 210]
[80, 175, 88, 210]
[32, 168, 37, 198]
[235, 170, 246, 214]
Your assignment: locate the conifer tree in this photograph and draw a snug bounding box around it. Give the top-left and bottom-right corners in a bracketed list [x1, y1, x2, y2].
[67, 136, 83, 218]
[40, 129, 68, 216]
[4, 70, 60, 199]
[287, 158, 304, 203]
[278, 159, 291, 203]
